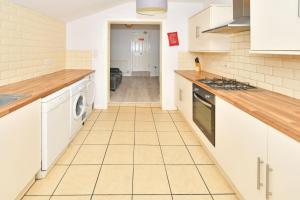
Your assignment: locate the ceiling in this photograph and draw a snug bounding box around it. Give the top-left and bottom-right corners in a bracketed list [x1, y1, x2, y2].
[11, 0, 203, 22]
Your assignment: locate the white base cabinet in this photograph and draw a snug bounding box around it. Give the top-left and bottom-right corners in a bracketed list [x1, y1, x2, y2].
[0, 100, 41, 200]
[216, 97, 267, 200]
[215, 97, 300, 200]
[175, 74, 193, 124]
[267, 128, 300, 200]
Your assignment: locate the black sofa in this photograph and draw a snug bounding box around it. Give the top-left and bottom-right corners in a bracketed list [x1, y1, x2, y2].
[110, 68, 122, 91]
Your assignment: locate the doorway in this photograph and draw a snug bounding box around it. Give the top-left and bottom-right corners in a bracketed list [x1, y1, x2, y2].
[109, 23, 161, 103]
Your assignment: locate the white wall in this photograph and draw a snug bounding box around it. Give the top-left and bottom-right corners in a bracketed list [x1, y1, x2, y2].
[110, 26, 160, 76]
[67, 2, 203, 109]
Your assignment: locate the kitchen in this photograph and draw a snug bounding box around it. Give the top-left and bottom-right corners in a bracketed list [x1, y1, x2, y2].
[0, 0, 300, 200]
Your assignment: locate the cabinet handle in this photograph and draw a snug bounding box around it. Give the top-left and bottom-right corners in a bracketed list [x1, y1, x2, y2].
[179, 89, 182, 101]
[257, 157, 264, 190]
[196, 26, 200, 38]
[193, 93, 212, 108]
[298, 0, 300, 17]
[266, 164, 273, 199]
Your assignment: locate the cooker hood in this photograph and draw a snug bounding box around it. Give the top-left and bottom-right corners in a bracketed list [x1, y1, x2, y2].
[203, 0, 250, 34]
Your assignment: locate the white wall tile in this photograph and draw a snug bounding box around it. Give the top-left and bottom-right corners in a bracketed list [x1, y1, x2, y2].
[0, 0, 65, 86]
[178, 31, 300, 99]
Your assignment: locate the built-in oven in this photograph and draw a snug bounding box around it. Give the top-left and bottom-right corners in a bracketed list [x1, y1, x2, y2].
[193, 84, 215, 146]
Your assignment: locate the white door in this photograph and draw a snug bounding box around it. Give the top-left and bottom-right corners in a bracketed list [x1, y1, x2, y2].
[267, 128, 300, 200]
[131, 32, 149, 72]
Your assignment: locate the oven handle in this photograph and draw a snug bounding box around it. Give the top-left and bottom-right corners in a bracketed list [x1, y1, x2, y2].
[193, 93, 213, 108]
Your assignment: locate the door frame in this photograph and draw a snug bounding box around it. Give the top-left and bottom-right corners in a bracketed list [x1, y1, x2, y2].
[106, 19, 164, 106]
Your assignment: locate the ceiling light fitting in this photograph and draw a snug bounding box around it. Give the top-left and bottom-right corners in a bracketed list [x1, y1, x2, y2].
[136, 0, 168, 15]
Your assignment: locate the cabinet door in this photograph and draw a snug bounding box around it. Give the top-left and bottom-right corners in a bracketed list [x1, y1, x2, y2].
[175, 74, 193, 124]
[195, 8, 212, 51]
[0, 100, 41, 199]
[180, 77, 193, 124]
[267, 128, 300, 200]
[251, 0, 300, 51]
[188, 6, 231, 52]
[188, 15, 198, 52]
[175, 74, 182, 110]
[216, 97, 267, 200]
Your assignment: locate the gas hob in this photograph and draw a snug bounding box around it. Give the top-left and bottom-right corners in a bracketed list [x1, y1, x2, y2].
[198, 78, 256, 90]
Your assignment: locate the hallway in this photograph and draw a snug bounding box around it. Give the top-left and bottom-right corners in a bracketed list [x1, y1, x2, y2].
[110, 76, 160, 103]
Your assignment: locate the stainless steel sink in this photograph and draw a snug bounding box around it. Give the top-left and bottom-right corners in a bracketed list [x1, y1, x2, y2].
[0, 94, 30, 107]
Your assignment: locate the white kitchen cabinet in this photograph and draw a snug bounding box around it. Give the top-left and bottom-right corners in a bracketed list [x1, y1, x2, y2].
[175, 74, 193, 124]
[267, 128, 300, 200]
[188, 5, 232, 52]
[215, 97, 300, 200]
[215, 97, 268, 200]
[251, 0, 300, 55]
[0, 100, 41, 200]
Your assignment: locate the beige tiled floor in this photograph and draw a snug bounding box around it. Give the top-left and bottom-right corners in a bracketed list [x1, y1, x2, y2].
[23, 106, 238, 200]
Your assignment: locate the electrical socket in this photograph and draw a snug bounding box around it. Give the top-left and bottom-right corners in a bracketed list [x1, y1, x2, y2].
[44, 59, 53, 66]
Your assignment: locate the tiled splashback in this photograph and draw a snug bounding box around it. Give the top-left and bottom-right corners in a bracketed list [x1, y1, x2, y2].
[0, 0, 65, 86]
[178, 31, 300, 99]
[66, 50, 92, 70]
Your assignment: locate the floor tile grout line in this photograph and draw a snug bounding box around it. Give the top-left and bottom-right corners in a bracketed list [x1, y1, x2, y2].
[50, 108, 114, 199]
[90, 106, 121, 200]
[47, 110, 104, 199]
[131, 105, 137, 200]
[151, 108, 174, 200]
[170, 110, 216, 200]
[71, 110, 102, 164]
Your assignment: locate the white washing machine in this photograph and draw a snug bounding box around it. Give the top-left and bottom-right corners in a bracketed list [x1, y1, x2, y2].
[84, 73, 96, 119]
[70, 79, 87, 139]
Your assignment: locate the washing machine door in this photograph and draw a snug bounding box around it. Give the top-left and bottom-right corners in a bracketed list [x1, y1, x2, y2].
[86, 81, 95, 106]
[73, 93, 86, 119]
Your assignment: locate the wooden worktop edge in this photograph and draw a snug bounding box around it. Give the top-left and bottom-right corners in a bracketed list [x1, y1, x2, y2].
[0, 69, 95, 118]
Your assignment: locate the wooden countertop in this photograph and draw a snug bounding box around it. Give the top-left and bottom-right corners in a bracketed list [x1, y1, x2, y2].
[175, 70, 300, 142]
[0, 69, 95, 118]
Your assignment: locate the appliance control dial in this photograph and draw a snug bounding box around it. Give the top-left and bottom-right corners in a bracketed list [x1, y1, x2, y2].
[204, 94, 211, 99]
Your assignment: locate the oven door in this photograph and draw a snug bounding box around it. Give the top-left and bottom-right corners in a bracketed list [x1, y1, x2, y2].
[193, 92, 215, 146]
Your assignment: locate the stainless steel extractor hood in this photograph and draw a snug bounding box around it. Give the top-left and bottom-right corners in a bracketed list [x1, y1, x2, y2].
[203, 0, 250, 34]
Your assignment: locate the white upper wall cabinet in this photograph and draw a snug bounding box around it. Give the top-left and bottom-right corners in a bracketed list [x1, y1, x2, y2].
[251, 0, 300, 55]
[188, 5, 233, 52]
